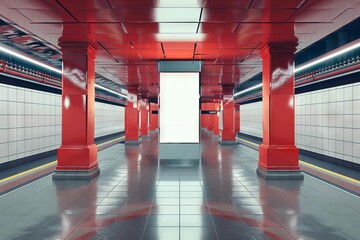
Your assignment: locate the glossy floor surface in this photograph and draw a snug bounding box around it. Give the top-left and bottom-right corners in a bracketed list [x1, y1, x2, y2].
[0, 132, 359, 240]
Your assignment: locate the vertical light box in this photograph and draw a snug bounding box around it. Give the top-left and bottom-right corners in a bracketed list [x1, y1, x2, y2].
[159, 72, 200, 161]
[160, 72, 199, 143]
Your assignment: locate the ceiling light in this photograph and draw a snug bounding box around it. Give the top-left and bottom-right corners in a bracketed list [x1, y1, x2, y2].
[154, 8, 201, 22]
[156, 34, 205, 42]
[157, 0, 200, 7]
[0, 44, 127, 99]
[159, 23, 198, 34]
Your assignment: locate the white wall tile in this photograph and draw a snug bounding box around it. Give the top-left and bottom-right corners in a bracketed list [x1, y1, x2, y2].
[353, 84, 360, 100]
[0, 115, 8, 129]
[353, 100, 360, 114]
[0, 129, 8, 143]
[0, 85, 8, 101]
[8, 88, 17, 101]
[242, 83, 360, 167]
[344, 86, 353, 101]
[353, 129, 360, 143]
[353, 115, 360, 129]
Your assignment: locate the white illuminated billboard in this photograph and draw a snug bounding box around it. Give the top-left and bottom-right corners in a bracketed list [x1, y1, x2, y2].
[159, 72, 199, 143]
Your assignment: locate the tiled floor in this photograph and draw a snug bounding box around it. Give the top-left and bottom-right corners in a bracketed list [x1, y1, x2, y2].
[0, 132, 359, 240]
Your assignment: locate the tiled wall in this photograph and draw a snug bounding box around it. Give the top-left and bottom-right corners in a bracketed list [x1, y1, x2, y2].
[239, 82, 360, 165]
[295, 82, 360, 165]
[95, 102, 124, 137]
[239, 101, 262, 138]
[0, 83, 124, 165]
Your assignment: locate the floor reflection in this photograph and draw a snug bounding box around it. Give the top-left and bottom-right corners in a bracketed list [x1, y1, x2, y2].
[0, 131, 359, 240]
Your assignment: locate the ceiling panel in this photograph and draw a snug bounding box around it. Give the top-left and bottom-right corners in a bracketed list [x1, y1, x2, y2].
[202, 9, 297, 22]
[199, 23, 238, 33]
[292, 9, 344, 22]
[162, 42, 195, 49]
[250, 0, 306, 9]
[16, 9, 77, 22]
[1, 0, 359, 101]
[164, 49, 194, 59]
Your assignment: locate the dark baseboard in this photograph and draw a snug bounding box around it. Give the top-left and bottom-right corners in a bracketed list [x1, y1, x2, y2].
[299, 148, 360, 172]
[0, 131, 125, 172]
[237, 132, 262, 144]
[0, 149, 57, 172]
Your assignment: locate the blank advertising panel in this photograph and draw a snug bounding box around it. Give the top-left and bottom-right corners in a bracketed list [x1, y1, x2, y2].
[159, 72, 199, 143]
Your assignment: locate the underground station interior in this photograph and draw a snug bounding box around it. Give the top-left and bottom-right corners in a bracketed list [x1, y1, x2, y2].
[0, 0, 360, 239]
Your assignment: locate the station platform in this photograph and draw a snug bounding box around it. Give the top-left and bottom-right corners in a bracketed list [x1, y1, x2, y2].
[0, 132, 359, 240]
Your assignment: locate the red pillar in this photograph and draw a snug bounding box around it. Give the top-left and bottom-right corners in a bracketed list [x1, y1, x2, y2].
[201, 103, 206, 129]
[235, 105, 240, 133]
[202, 103, 209, 130]
[257, 42, 303, 180]
[53, 42, 99, 180]
[207, 103, 214, 132]
[213, 102, 220, 136]
[141, 100, 149, 138]
[220, 87, 236, 144]
[149, 103, 158, 132]
[125, 87, 141, 144]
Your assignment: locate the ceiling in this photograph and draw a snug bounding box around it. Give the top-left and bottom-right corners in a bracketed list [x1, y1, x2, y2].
[0, 0, 360, 101]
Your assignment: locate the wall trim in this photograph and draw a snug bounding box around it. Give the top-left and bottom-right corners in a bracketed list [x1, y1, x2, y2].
[237, 132, 360, 172]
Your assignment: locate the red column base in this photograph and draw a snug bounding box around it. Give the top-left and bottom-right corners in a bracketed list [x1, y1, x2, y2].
[220, 132, 236, 144]
[53, 144, 99, 180]
[257, 144, 303, 180]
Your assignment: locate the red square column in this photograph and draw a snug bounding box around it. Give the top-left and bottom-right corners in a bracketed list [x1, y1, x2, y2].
[213, 102, 220, 137]
[201, 103, 209, 130]
[235, 105, 240, 133]
[53, 42, 99, 180]
[149, 103, 158, 132]
[220, 86, 236, 144]
[125, 87, 141, 144]
[257, 42, 303, 180]
[207, 103, 214, 132]
[141, 100, 149, 138]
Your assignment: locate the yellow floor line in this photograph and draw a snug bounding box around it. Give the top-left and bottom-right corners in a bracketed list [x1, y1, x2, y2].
[0, 136, 125, 184]
[0, 160, 57, 184]
[236, 137, 360, 185]
[299, 160, 360, 185]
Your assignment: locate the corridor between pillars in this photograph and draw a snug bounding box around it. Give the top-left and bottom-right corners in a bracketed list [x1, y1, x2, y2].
[53, 42, 99, 180]
[257, 42, 303, 180]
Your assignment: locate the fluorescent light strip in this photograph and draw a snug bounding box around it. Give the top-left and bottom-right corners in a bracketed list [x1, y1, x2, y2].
[294, 41, 360, 73]
[0, 45, 62, 74]
[235, 41, 360, 97]
[0, 45, 127, 99]
[95, 83, 128, 99]
[234, 83, 262, 97]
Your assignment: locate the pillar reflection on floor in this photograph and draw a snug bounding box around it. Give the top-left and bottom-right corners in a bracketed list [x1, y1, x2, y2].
[0, 131, 359, 240]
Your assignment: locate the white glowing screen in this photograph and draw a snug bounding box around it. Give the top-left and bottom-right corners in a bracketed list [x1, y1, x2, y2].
[159, 72, 199, 143]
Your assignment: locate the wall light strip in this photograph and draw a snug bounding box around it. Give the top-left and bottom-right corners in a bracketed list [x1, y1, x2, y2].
[0, 45, 62, 74]
[235, 40, 360, 97]
[0, 44, 127, 99]
[294, 41, 360, 73]
[234, 83, 262, 97]
[95, 83, 128, 99]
